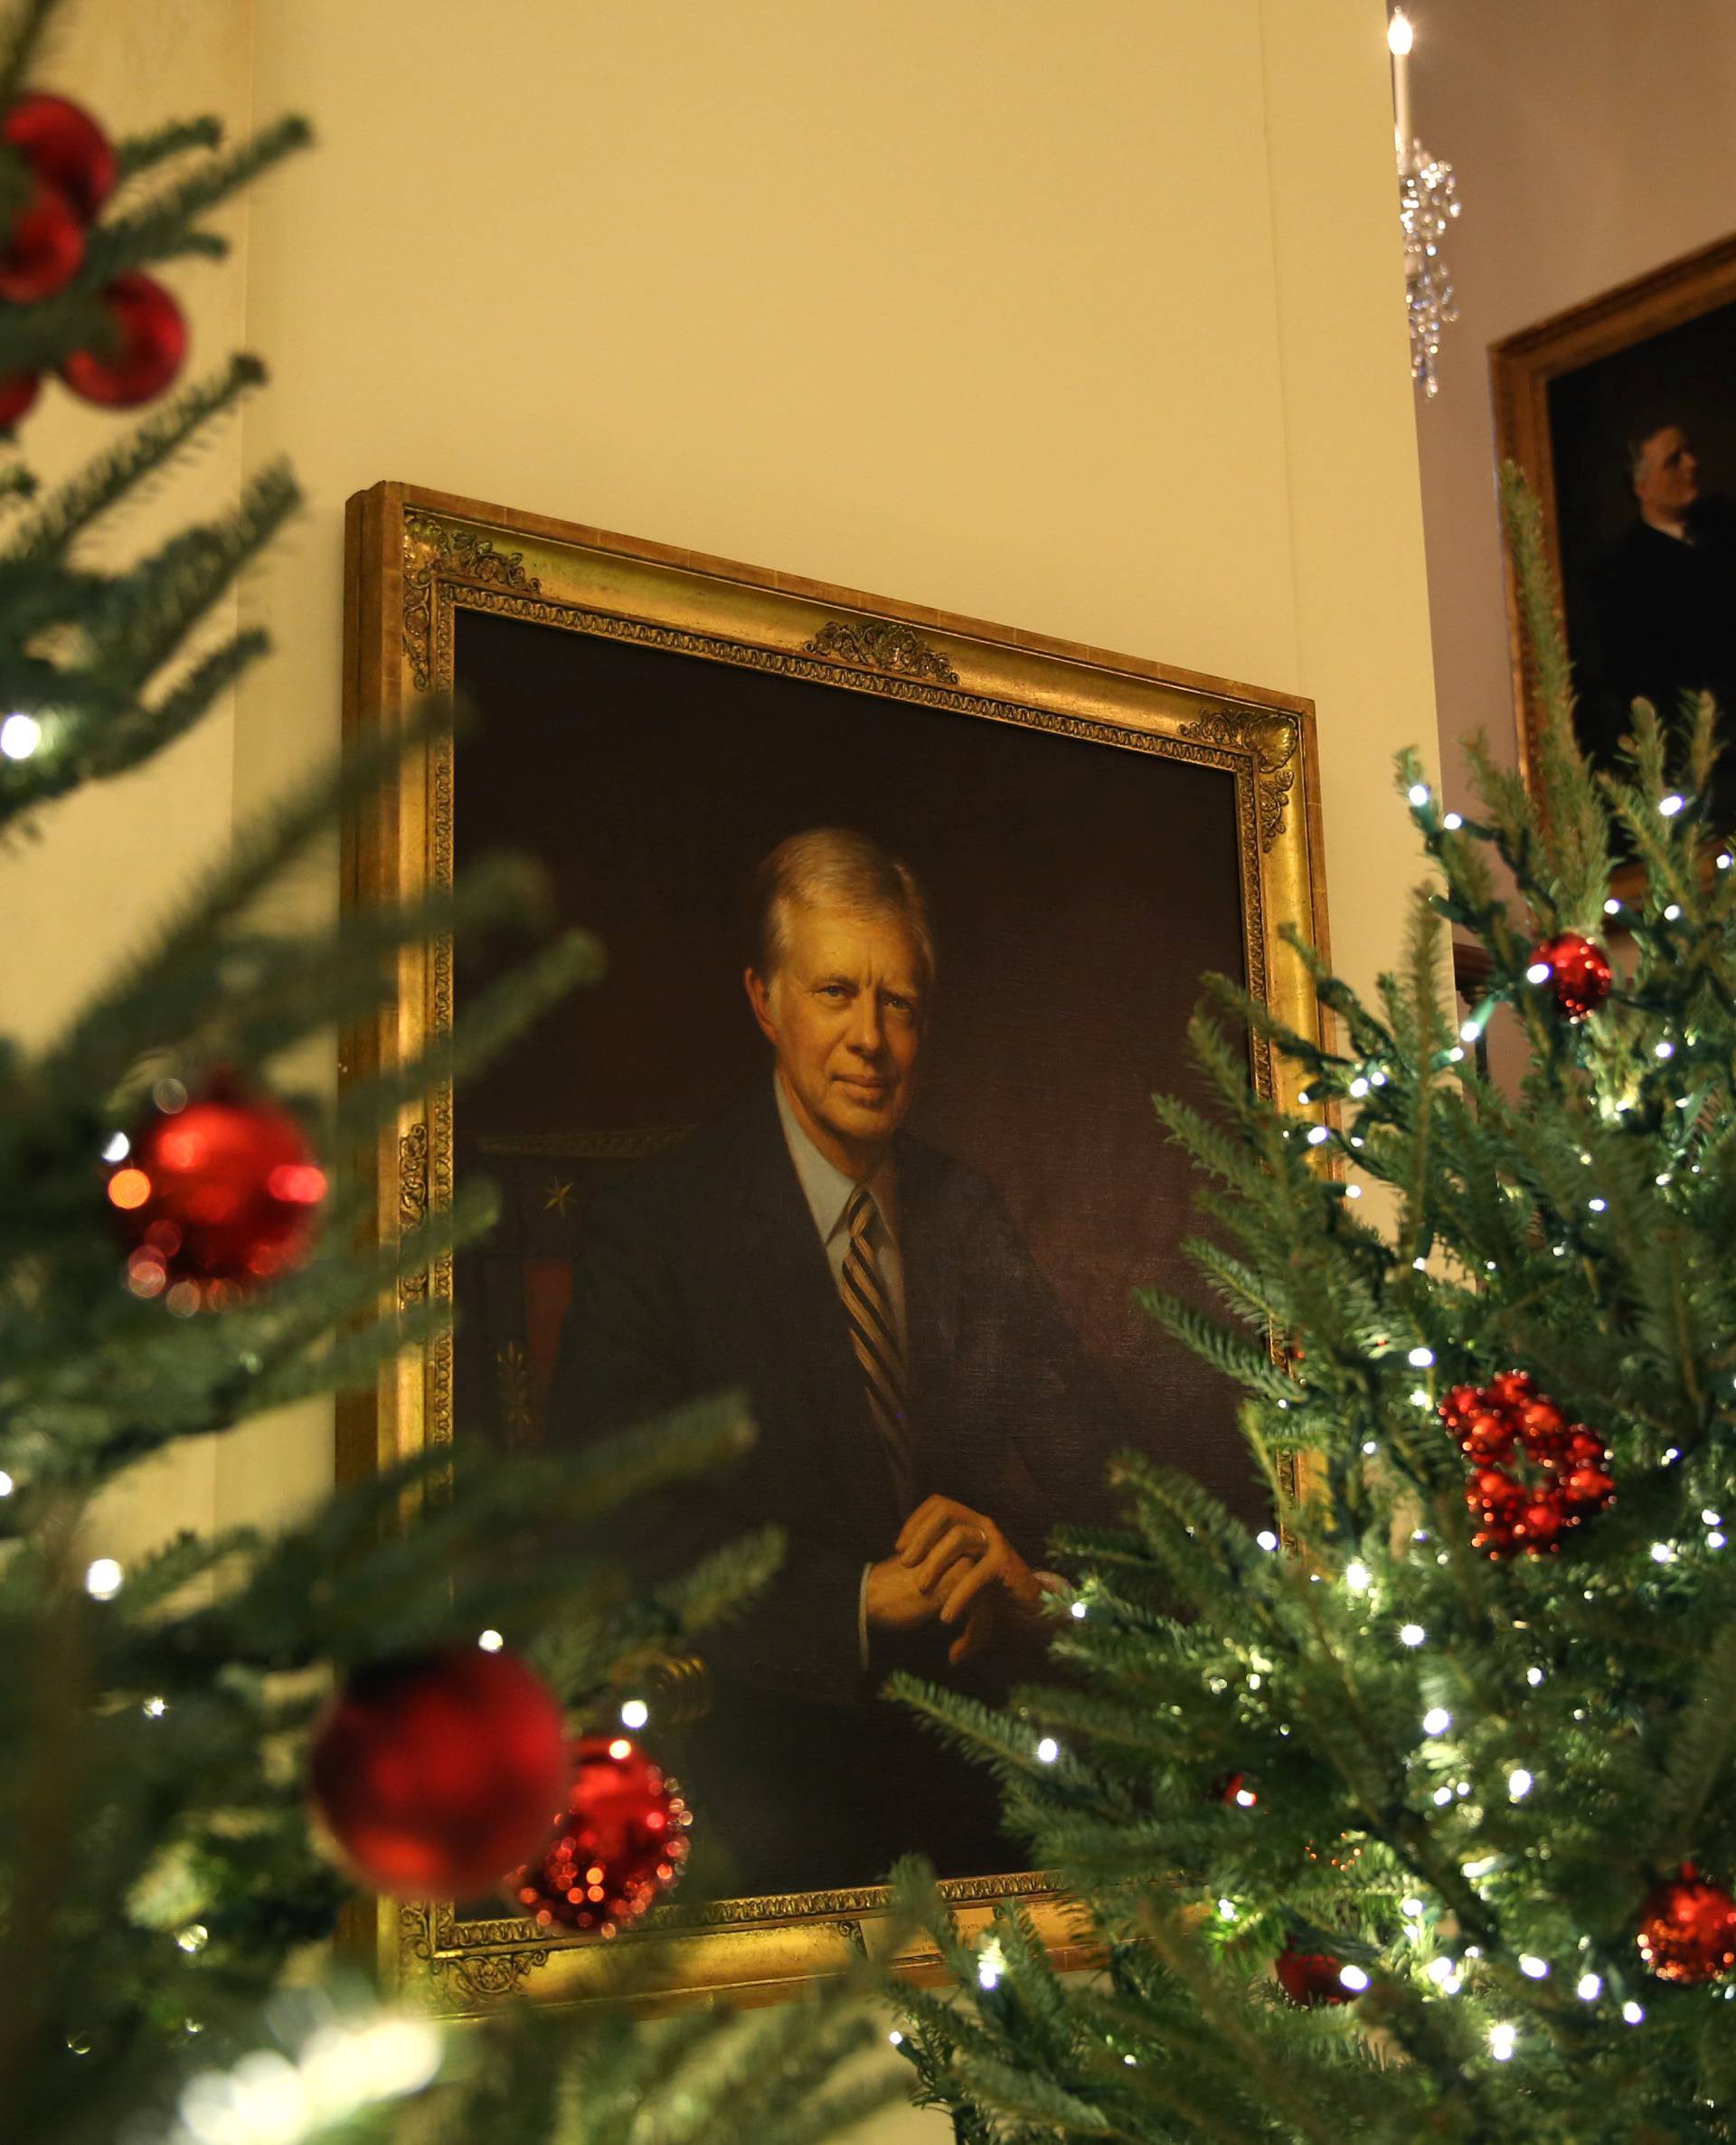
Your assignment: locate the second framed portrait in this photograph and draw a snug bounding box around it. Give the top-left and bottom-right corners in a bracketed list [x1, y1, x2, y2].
[1493, 231, 1736, 830]
[342, 485, 1327, 2010]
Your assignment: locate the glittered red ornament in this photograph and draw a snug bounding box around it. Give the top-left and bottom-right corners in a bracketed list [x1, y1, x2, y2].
[0, 178, 83, 302]
[60, 271, 185, 407]
[107, 1078, 326, 1307]
[1439, 1372, 1613, 1558]
[310, 1647, 569, 1900]
[0, 369, 38, 429]
[1274, 1943, 1354, 2008]
[1529, 931, 1613, 1023]
[3, 92, 116, 221]
[506, 1735, 689, 1934]
[1636, 1866, 1736, 1985]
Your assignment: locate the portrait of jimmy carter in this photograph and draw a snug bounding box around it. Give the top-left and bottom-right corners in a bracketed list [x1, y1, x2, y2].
[548, 827, 1130, 1894]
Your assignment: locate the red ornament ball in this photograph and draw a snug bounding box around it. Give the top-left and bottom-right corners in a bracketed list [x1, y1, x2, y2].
[1637, 1867, 1736, 1985]
[506, 1734, 690, 1934]
[60, 271, 186, 407]
[1274, 1943, 1355, 2008]
[309, 1647, 569, 1900]
[1439, 1372, 1613, 1559]
[0, 369, 39, 429]
[1528, 931, 1613, 1023]
[3, 92, 116, 221]
[107, 1079, 326, 1308]
[0, 178, 83, 302]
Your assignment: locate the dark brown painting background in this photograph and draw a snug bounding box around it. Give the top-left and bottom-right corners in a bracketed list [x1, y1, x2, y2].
[450, 603, 1260, 1530]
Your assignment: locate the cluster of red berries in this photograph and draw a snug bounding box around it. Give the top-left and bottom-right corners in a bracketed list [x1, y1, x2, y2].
[1439, 1371, 1615, 1557]
[1, 91, 186, 426]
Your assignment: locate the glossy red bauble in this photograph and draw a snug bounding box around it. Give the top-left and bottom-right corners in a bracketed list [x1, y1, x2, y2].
[60, 271, 185, 407]
[107, 1079, 326, 1307]
[0, 179, 83, 302]
[2, 92, 116, 220]
[1529, 931, 1613, 1023]
[310, 1647, 569, 1900]
[506, 1735, 689, 1934]
[1274, 1943, 1354, 2008]
[1636, 1867, 1736, 1985]
[0, 369, 38, 429]
[1439, 1372, 1613, 1559]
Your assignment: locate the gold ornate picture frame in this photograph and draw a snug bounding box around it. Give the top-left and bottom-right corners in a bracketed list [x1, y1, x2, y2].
[340, 482, 1330, 2013]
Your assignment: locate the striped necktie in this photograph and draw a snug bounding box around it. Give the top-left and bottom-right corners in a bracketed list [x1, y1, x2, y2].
[840, 1185, 914, 1512]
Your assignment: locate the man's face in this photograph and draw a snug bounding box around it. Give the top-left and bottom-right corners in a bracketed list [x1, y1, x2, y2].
[1634, 425, 1699, 522]
[746, 901, 924, 1175]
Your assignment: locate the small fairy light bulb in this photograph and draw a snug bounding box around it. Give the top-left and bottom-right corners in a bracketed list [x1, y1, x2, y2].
[1069, 1599, 1088, 1620]
[175, 1923, 209, 1955]
[1507, 1768, 1533, 1800]
[1588, 1197, 1607, 1214]
[1410, 1387, 1431, 1407]
[1400, 1623, 1426, 1647]
[1407, 781, 1430, 808]
[1344, 1183, 1363, 1199]
[476, 1629, 504, 1651]
[1719, 853, 1733, 872]
[1218, 1897, 1238, 1921]
[0, 1470, 14, 1497]
[1655, 1040, 1675, 1059]
[1425, 1956, 1458, 1989]
[976, 1939, 1005, 1991]
[1605, 894, 1624, 912]
[1519, 1955, 1548, 1980]
[1622, 2000, 1645, 2026]
[1650, 1542, 1677, 1565]
[1256, 1529, 1279, 1552]
[1408, 1346, 1435, 1368]
[1344, 1561, 1372, 1593]
[1035, 1736, 1061, 1764]
[1422, 1707, 1451, 1736]
[1577, 1972, 1602, 2001]
[1338, 1964, 1371, 1992]
[1306, 1125, 1330, 1147]
[1458, 1020, 1480, 1043]
[619, 1697, 650, 1730]
[1663, 903, 1683, 921]
[1526, 1667, 1544, 1687]
[84, 1558, 123, 1601]
[1525, 959, 1552, 985]
[1488, 2023, 1518, 2061]
[143, 1696, 167, 1718]
[1443, 811, 1463, 830]
[0, 712, 42, 760]
[888, 2030, 905, 2046]
[101, 1131, 130, 1163]
[1659, 793, 1686, 817]
[1348, 1075, 1369, 1097]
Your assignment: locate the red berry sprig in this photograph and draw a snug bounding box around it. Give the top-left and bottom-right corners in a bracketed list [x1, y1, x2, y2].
[1439, 1371, 1614, 1558]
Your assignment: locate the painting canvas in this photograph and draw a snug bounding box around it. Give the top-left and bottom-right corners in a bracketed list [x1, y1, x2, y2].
[342, 487, 1327, 2008]
[1493, 232, 1736, 832]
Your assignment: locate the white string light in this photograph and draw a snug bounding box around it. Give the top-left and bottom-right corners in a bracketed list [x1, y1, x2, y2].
[1035, 1736, 1061, 1764]
[1338, 1964, 1371, 1992]
[1507, 1768, 1533, 1800]
[0, 712, 41, 760]
[1577, 1972, 1602, 2000]
[1400, 1624, 1426, 1647]
[618, 1697, 650, 1730]
[1488, 2022, 1518, 2060]
[85, 1558, 123, 1600]
[1408, 783, 1430, 808]
[1519, 1955, 1548, 1980]
[1422, 1707, 1451, 1736]
[1443, 812, 1463, 830]
[1408, 1347, 1435, 1368]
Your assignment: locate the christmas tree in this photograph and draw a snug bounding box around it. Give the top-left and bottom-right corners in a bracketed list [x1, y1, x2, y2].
[0, 9, 892, 2141]
[888, 465, 1736, 2144]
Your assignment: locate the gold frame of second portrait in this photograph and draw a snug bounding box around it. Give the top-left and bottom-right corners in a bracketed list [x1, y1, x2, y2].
[340, 482, 1331, 2015]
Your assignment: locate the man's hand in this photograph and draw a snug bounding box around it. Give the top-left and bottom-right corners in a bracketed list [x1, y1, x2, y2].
[895, 1494, 1043, 1664]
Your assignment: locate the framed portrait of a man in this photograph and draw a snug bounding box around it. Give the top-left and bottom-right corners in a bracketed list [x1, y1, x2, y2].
[341, 484, 1328, 2010]
[1493, 232, 1736, 832]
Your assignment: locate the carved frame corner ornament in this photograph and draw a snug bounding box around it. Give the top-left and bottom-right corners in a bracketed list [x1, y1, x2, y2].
[344, 483, 1328, 2015]
[1178, 705, 1301, 854]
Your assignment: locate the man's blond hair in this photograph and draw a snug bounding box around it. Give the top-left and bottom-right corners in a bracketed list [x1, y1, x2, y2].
[747, 828, 935, 991]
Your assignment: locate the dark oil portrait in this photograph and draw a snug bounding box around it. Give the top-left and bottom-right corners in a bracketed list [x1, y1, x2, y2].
[449, 612, 1264, 1899]
[344, 489, 1326, 1972]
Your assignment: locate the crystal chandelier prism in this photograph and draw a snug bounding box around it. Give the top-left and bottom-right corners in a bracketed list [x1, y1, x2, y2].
[1390, 10, 1461, 399]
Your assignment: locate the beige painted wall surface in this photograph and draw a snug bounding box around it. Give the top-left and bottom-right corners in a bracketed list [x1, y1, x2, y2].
[227, 0, 1438, 1551]
[0, 0, 256, 1563]
[1409, 0, 1736, 802]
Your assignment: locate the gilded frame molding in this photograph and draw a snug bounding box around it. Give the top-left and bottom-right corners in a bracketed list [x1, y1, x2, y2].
[340, 481, 1331, 2014]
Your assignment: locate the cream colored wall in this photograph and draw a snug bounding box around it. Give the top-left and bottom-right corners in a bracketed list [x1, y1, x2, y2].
[225, 0, 1439, 1549]
[1410, 0, 1736, 798]
[0, 0, 256, 1564]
